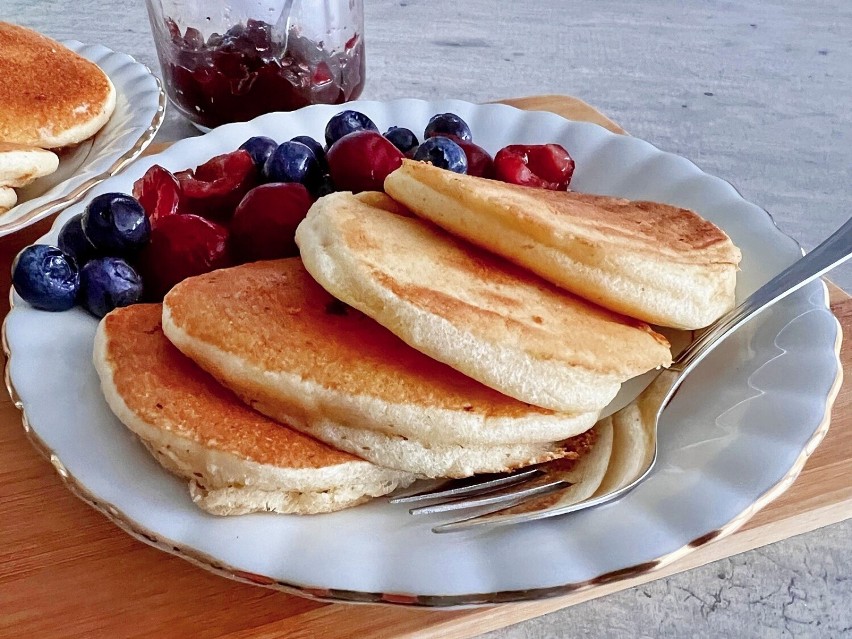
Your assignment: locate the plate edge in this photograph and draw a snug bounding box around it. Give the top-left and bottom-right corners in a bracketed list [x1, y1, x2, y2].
[0, 42, 167, 236]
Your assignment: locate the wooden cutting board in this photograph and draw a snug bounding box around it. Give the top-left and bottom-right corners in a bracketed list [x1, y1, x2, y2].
[0, 95, 848, 639]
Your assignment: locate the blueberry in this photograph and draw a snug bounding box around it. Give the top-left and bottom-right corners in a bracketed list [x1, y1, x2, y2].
[291, 135, 327, 170]
[263, 141, 323, 191]
[324, 110, 378, 147]
[424, 113, 472, 142]
[11, 245, 79, 311]
[82, 193, 150, 256]
[79, 257, 144, 318]
[239, 136, 278, 168]
[413, 137, 468, 174]
[58, 213, 98, 266]
[384, 127, 419, 154]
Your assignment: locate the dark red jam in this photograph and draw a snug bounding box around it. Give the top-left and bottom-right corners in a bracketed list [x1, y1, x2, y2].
[157, 18, 365, 129]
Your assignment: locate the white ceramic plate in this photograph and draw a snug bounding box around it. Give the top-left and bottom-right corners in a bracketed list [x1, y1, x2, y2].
[0, 41, 165, 237]
[3, 100, 841, 606]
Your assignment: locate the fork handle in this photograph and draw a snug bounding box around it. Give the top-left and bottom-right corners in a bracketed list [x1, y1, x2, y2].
[671, 215, 852, 378]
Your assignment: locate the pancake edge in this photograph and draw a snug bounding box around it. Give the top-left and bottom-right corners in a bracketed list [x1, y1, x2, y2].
[385, 167, 738, 330]
[93, 317, 414, 515]
[296, 196, 662, 413]
[161, 285, 602, 445]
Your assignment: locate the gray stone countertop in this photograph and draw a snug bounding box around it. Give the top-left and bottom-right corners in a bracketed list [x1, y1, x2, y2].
[6, 1, 851, 636]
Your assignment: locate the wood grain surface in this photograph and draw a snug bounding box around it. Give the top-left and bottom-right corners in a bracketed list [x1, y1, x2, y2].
[0, 96, 848, 639]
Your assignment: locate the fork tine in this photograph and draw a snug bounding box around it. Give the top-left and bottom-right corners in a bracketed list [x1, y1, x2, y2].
[432, 511, 516, 534]
[408, 477, 571, 515]
[432, 482, 632, 533]
[389, 467, 542, 504]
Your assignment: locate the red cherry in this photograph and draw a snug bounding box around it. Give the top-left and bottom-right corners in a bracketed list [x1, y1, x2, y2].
[326, 130, 404, 193]
[231, 183, 313, 262]
[494, 150, 553, 189]
[458, 141, 493, 179]
[493, 144, 575, 190]
[132, 165, 182, 226]
[178, 150, 258, 220]
[439, 134, 494, 179]
[137, 213, 231, 300]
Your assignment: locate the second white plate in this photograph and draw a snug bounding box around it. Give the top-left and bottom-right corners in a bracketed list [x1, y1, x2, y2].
[0, 40, 165, 237]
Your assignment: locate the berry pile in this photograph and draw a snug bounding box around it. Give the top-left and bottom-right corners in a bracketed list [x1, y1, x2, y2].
[13, 109, 575, 317]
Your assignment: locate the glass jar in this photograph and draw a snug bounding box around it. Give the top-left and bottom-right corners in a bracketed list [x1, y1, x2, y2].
[145, 0, 365, 129]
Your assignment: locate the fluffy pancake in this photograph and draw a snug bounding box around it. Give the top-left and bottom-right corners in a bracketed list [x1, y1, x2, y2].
[227, 407, 590, 478]
[94, 304, 413, 515]
[161, 259, 599, 449]
[0, 142, 58, 188]
[384, 160, 741, 329]
[0, 186, 15, 213]
[296, 192, 672, 414]
[0, 22, 116, 148]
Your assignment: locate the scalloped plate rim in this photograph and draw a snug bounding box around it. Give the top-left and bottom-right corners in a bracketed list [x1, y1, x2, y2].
[0, 39, 165, 237]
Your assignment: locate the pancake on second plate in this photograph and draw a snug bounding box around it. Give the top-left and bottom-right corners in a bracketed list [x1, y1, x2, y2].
[162, 259, 601, 478]
[0, 143, 59, 189]
[385, 160, 741, 330]
[94, 303, 414, 515]
[0, 22, 116, 148]
[0, 187, 16, 214]
[296, 192, 672, 414]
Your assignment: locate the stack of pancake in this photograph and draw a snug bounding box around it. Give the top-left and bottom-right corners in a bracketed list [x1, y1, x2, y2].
[0, 22, 116, 213]
[95, 160, 741, 516]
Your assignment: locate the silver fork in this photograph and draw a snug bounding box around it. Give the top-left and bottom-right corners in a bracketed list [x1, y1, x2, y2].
[391, 216, 852, 533]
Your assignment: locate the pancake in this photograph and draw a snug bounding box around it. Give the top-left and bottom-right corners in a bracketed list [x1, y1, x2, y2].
[93, 304, 414, 515]
[161, 259, 599, 448]
[0, 22, 116, 148]
[0, 187, 15, 213]
[224, 400, 592, 479]
[0, 143, 59, 188]
[295, 192, 672, 414]
[384, 160, 741, 330]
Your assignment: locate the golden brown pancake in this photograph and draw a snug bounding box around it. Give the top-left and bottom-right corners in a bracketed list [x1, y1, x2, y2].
[0, 142, 58, 188]
[162, 260, 602, 477]
[296, 192, 672, 413]
[385, 160, 741, 329]
[0, 22, 116, 148]
[162, 258, 598, 445]
[94, 304, 413, 515]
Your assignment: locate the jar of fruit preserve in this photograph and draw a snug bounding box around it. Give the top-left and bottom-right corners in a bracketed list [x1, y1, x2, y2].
[145, 0, 365, 129]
